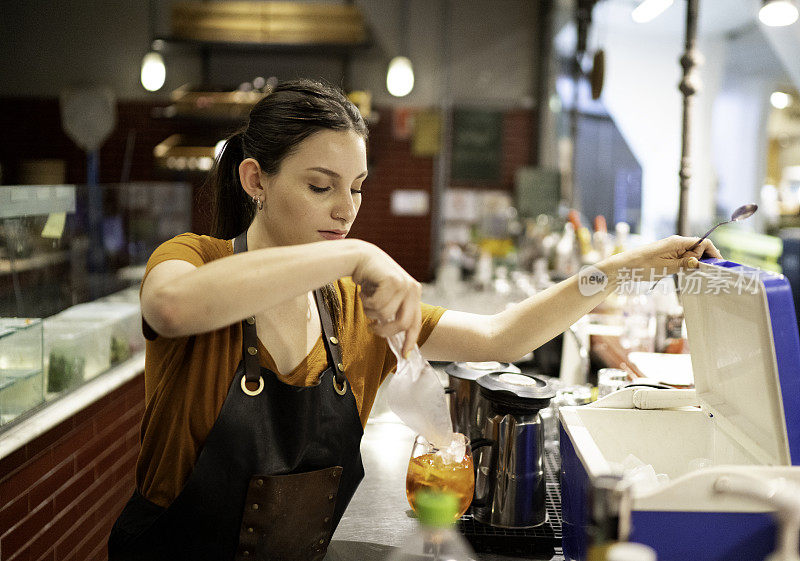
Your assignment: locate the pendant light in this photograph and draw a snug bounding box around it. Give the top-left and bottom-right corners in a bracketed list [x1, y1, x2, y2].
[759, 0, 799, 26]
[631, 0, 674, 23]
[141, 44, 166, 92]
[141, 1, 166, 92]
[386, 0, 414, 97]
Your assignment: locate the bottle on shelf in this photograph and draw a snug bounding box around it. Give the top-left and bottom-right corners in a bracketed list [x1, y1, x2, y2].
[593, 215, 612, 261]
[554, 222, 579, 278]
[569, 209, 599, 263]
[613, 222, 630, 255]
[387, 490, 477, 561]
[653, 284, 685, 354]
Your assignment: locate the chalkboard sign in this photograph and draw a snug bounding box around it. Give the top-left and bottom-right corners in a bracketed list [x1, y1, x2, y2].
[451, 109, 503, 183]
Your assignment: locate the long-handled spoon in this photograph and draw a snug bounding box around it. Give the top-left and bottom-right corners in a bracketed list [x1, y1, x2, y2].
[648, 203, 758, 292]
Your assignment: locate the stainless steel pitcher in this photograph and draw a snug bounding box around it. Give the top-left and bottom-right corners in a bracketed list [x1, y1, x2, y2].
[471, 372, 554, 528]
[444, 361, 520, 443]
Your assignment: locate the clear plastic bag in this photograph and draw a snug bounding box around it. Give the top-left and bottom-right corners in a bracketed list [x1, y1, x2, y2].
[386, 332, 454, 450]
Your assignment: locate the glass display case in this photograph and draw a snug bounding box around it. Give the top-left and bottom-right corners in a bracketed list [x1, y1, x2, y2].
[0, 318, 44, 425]
[0, 181, 191, 431]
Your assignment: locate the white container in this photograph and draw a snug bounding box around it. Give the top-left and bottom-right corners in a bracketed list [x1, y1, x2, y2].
[560, 260, 800, 561]
[44, 317, 111, 392]
[58, 301, 142, 357]
[0, 318, 44, 424]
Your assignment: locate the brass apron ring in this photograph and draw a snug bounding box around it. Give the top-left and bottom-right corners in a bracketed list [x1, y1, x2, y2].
[241, 375, 265, 396]
[333, 375, 347, 396]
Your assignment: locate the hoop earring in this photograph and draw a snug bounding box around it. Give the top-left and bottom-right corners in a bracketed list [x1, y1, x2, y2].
[253, 196, 263, 211]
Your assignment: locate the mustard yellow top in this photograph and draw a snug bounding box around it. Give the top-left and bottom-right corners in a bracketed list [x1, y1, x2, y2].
[135, 233, 446, 507]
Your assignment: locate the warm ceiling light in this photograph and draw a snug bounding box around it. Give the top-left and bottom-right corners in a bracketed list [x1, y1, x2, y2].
[759, 0, 799, 26]
[140, 51, 166, 92]
[386, 56, 414, 97]
[771, 91, 792, 109]
[631, 0, 674, 23]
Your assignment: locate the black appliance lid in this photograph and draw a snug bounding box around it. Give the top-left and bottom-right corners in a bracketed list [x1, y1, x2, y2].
[477, 372, 555, 411]
[444, 361, 520, 381]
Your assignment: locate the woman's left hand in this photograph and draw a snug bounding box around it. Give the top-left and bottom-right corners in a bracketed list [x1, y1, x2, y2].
[606, 235, 724, 282]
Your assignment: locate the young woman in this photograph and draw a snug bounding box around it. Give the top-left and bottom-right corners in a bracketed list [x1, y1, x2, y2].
[108, 79, 721, 561]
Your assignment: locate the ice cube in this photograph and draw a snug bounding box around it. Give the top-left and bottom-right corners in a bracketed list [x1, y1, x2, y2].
[438, 432, 467, 464]
[624, 463, 660, 496]
[622, 453, 646, 471]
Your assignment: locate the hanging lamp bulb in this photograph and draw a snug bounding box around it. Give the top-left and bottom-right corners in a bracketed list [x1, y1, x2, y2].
[386, 56, 414, 97]
[759, 0, 799, 26]
[631, 0, 674, 23]
[141, 51, 166, 92]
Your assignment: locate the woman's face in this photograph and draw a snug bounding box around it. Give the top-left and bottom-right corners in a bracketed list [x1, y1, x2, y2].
[258, 129, 368, 247]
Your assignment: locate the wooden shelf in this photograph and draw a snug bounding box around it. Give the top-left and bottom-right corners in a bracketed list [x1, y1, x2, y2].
[0, 251, 69, 275]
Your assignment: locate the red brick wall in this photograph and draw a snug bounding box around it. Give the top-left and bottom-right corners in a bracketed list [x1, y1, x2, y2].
[0, 374, 144, 561]
[349, 108, 436, 281]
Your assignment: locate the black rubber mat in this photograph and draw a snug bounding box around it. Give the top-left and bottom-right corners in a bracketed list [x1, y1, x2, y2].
[457, 448, 563, 559]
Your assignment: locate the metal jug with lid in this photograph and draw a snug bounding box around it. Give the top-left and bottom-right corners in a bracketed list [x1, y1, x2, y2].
[472, 372, 554, 528]
[444, 361, 520, 443]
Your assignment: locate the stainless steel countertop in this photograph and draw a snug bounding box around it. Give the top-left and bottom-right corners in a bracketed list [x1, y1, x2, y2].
[325, 415, 563, 561]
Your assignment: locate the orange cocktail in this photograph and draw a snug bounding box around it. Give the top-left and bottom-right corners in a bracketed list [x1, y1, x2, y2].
[405, 434, 475, 520]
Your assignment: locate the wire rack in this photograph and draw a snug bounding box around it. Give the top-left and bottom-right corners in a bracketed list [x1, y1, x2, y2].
[457, 448, 563, 559]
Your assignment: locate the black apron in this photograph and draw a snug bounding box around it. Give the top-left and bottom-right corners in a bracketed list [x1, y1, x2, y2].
[109, 231, 365, 561]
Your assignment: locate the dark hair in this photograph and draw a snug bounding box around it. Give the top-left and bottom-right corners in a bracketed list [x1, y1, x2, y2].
[206, 78, 368, 332]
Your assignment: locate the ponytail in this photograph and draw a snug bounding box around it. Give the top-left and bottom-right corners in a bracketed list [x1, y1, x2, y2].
[207, 131, 255, 240]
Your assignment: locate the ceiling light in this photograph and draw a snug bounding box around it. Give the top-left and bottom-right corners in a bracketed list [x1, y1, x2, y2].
[771, 91, 792, 109]
[386, 56, 414, 97]
[631, 0, 674, 23]
[759, 0, 799, 27]
[140, 51, 166, 92]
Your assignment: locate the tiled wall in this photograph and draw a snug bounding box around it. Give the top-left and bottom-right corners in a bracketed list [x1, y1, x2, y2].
[0, 374, 144, 561]
[0, 98, 533, 282]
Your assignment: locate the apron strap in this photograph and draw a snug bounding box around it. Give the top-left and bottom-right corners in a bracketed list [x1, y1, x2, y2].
[233, 230, 345, 391]
[314, 290, 346, 390]
[233, 231, 261, 388]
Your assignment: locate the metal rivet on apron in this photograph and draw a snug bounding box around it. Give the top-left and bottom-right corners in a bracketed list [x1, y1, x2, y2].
[324, 516, 330, 523]
[247, 527, 254, 533]
[331, 471, 338, 479]
[243, 551, 250, 557]
[329, 336, 339, 345]
[256, 478, 264, 486]
[337, 362, 344, 372]
[318, 539, 325, 545]
[252, 503, 259, 510]
[246, 316, 255, 325]
[247, 346, 258, 356]
[328, 493, 335, 501]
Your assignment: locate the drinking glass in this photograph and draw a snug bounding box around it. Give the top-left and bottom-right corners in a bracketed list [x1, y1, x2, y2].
[405, 433, 475, 520]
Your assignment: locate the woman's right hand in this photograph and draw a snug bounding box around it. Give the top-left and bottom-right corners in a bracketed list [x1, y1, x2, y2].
[351, 242, 422, 358]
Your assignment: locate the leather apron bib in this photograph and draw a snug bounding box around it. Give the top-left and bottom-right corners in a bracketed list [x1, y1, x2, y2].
[109, 231, 365, 561]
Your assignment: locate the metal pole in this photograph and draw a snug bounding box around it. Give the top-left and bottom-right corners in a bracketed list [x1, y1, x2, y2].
[532, 0, 554, 167]
[569, 0, 595, 211]
[431, 0, 451, 279]
[677, 0, 700, 236]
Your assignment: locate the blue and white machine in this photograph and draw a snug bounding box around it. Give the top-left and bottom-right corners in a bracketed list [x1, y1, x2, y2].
[559, 260, 800, 561]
